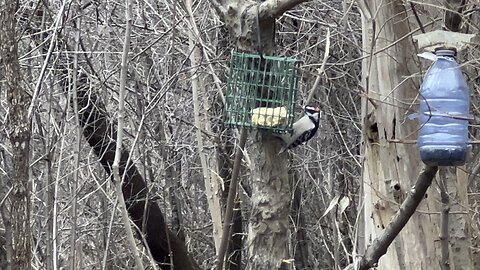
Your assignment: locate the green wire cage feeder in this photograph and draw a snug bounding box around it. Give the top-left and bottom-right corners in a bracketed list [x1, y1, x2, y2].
[224, 52, 301, 133]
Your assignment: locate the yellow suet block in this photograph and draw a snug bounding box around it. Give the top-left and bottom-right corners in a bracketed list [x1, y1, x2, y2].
[251, 106, 288, 127]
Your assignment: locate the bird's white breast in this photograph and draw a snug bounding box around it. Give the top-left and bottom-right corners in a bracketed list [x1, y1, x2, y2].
[280, 115, 315, 145]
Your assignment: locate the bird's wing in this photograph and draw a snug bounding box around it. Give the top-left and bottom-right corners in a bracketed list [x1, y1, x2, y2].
[279, 115, 315, 145]
[286, 129, 316, 150]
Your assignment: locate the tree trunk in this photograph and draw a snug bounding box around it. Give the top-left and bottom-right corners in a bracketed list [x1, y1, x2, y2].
[221, 3, 290, 269]
[360, 1, 434, 268]
[75, 73, 200, 270]
[0, 1, 33, 269]
[291, 170, 311, 269]
[439, 167, 472, 269]
[168, 150, 186, 242]
[359, 1, 473, 269]
[248, 137, 290, 270]
[212, 1, 309, 268]
[440, 3, 473, 268]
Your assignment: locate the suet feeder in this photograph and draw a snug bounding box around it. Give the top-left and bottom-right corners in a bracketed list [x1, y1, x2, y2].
[224, 52, 301, 133]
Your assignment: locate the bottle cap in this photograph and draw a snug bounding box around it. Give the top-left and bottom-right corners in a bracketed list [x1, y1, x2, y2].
[434, 48, 457, 57]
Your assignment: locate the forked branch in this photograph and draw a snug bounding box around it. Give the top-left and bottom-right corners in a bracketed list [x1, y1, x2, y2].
[356, 165, 438, 270]
[208, 0, 310, 21]
[259, 0, 311, 19]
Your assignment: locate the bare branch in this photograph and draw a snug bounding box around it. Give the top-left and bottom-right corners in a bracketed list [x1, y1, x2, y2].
[68, 1, 82, 268]
[207, 0, 226, 17]
[186, 0, 224, 254]
[358, 165, 438, 270]
[28, 0, 68, 119]
[354, 0, 372, 20]
[112, 0, 145, 269]
[444, 0, 466, 31]
[305, 28, 330, 106]
[409, 2, 426, 34]
[259, 0, 310, 19]
[216, 129, 248, 270]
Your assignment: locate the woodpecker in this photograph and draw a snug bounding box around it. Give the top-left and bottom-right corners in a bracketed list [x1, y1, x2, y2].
[278, 105, 321, 153]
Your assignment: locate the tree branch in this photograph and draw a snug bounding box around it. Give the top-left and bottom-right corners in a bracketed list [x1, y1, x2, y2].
[112, 0, 145, 269]
[206, 0, 226, 17]
[305, 28, 330, 106]
[358, 165, 438, 270]
[259, 0, 310, 19]
[68, 1, 82, 268]
[444, 0, 466, 32]
[216, 128, 248, 270]
[187, 0, 224, 253]
[76, 74, 201, 270]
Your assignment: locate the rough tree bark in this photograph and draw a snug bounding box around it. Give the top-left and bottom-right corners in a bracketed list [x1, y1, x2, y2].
[360, 1, 436, 269]
[359, 1, 473, 269]
[209, 1, 309, 269]
[358, 165, 438, 270]
[290, 170, 311, 269]
[438, 166, 472, 269]
[0, 1, 33, 269]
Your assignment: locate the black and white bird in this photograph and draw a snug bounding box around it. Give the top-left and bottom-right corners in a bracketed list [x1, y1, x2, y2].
[278, 105, 321, 154]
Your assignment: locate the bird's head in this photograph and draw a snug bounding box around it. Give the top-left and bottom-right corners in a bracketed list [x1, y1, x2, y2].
[303, 105, 321, 120]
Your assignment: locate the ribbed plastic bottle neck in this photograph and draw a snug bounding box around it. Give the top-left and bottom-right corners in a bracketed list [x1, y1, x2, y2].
[435, 49, 456, 57]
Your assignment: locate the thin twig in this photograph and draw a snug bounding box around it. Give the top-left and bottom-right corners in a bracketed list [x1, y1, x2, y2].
[305, 28, 330, 106]
[206, 0, 227, 16]
[68, 1, 82, 268]
[111, 0, 144, 269]
[409, 2, 426, 34]
[186, 0, 224, 252]
[28, 0, 68, 119]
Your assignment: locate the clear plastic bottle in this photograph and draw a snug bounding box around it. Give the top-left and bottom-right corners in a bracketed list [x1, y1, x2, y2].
[417, 49, 470, 166]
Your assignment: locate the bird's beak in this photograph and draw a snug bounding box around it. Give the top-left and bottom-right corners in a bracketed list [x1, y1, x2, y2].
[315, 107, 321, 112]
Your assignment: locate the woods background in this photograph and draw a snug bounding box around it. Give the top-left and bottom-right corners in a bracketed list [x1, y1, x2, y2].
[1, 0, 480, 269]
